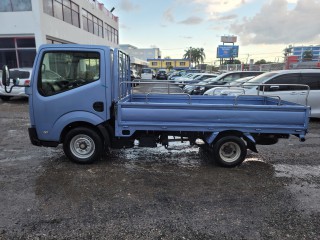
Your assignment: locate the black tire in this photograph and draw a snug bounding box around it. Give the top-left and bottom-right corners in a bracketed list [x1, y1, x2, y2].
[213, 136, 247, 167]
[0, 96, 11, 101]
[63, 127, 103, 164]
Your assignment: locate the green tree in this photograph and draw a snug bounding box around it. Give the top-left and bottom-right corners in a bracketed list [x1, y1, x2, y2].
[302, 50, 313, 61]
[183, 47, 206, 67]
[255, 59, 267, 65]
[167, 65, 173, 71]
[222, 59, 241, 65]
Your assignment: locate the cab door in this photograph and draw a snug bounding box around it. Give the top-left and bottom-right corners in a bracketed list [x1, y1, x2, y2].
[30, 47, 108, 142]
[299, 73, 320, 117]
[261, 73, 301, 104]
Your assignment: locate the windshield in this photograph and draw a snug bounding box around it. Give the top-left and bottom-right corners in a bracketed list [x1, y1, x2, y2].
[229, 76, 253, 86]
[184, 73, 194, 78]
[9, 70, 30, 79]
[142, 68, 152, 74]
[192, 74, 202, 79]
[242, 72, 278, 89]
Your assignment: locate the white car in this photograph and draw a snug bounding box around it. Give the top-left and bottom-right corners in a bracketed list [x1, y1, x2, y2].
[204, 76, 254, 96]
[0, 68, 32, 101]
[141, 68, 154, 80]
[206, 69, 320, 118]
[174, 73, 203, 86]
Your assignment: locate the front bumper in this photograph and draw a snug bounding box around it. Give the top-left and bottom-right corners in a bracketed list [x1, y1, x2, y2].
[0, 86, 28, 97]
[28, 127, 59, 147]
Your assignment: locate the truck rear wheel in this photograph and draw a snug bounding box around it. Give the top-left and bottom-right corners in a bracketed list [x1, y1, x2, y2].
[213, 136, 247, 167]
[63, 127, 103, 164]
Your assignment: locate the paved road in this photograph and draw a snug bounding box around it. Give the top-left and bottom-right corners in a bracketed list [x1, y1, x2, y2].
[0, 97, 320, 239]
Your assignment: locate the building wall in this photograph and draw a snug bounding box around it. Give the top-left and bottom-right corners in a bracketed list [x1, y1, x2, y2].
[292, 46, 320, 62]
[0, 0, 119, 68]
[120, 44, 161, 61]
[147, 59, 191, 70]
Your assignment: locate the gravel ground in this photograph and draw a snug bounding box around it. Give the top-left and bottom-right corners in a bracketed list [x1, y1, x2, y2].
[0, 97, 320, 240]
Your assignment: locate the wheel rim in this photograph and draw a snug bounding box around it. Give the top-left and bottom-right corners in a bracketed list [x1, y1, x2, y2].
[70, 134, 95, 159]
[219, 141, 241, 163]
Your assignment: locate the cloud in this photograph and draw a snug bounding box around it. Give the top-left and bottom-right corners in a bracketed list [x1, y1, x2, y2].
[230, 0, 320, 45]
[119, 0, 139, 11]
[217, 14, 238, 21]
[191, 0, 249, 14]
[163, 8, 175, 23]
[178, 16, 203, 25]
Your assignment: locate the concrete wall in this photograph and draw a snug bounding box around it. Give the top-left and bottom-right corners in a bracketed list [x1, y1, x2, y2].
[0, 0, 119, 49]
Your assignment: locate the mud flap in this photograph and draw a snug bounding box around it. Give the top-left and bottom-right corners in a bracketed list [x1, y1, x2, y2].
[243, 133, 258, 153]
[205, 132, 219, 145]
[97, 124, 111, 153]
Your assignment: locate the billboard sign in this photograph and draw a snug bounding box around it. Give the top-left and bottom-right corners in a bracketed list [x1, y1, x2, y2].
[217, 45, 239, 58]
[221, 36, 237, 43]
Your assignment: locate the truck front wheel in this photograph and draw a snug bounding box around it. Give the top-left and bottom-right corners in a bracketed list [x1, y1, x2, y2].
[63, 127, 103, 164]
[213, 136, 247, 167]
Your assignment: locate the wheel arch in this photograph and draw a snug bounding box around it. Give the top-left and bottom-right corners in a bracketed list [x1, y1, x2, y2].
[207, 130, 258, 153]
[60, 121, 111, 149]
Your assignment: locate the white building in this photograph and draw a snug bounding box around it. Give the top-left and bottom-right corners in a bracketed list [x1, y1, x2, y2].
[0, 0, 119, 68]
[120, 44, 161, 62]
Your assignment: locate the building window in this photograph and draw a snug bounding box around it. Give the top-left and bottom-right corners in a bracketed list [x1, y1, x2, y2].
[46, 38, 70, 44]
[0, 0, 32, 12]
[165, 62, 172, 66]
[179, 62, 186, 66]
[82, 9, 103, 37]
[0, 37, 36, 68]
[152, 62, 157, 66]
[105, 23, 118, 44]
[43, 0, 80, 28]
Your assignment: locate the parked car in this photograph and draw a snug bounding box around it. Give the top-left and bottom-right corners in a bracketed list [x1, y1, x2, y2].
[205, 69, 320, 118]
[203, 76, 254, 96]
[169, 69, 201, 80]
[141, 68, 154, 80]
[0, 68, 32, 101]
[174, 73, 203, 87]
[156, 69, 168, 80]
[192, 71, 264, 95]
[130, 69, 139, 80]
[183, 74, 219, 94]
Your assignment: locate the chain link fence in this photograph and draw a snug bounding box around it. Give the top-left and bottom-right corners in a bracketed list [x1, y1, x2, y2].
[219, 61, 320, 72]
[219, 63, 285, 72]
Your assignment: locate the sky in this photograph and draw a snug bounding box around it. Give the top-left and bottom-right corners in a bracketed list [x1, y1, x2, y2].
[100, 0, 320, 65]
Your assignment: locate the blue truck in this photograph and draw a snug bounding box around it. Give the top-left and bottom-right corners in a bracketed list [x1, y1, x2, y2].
[1, 44, 310, 167]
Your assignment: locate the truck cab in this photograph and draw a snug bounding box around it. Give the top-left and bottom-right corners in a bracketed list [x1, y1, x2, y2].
[20, 44, 130, 163]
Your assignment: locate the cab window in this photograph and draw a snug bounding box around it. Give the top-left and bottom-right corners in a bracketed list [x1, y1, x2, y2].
[38, 51, 100, 96]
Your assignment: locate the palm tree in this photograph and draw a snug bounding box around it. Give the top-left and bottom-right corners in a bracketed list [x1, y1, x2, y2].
[183, 47, 206, 67]
[197, 48, 206, 65]
[183, 47, 194, 66]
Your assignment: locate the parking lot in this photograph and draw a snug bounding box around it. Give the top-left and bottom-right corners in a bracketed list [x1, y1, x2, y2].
[1, 98, 320, 239]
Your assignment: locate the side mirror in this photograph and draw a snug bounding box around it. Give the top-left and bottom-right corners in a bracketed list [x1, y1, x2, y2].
[2, 65, 10, 86]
